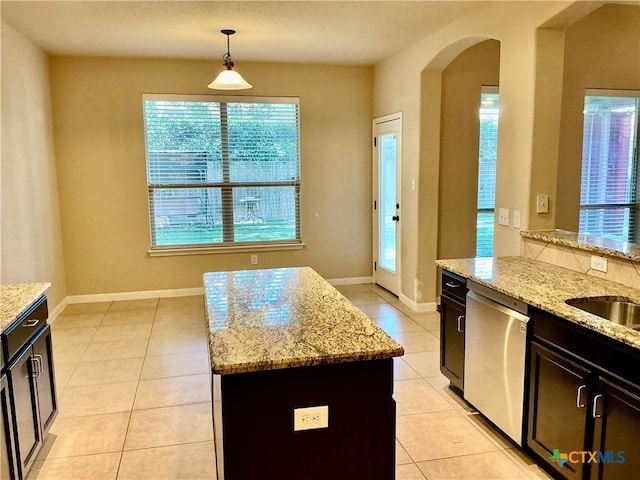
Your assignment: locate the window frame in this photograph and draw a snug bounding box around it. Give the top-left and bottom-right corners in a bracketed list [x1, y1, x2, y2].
[579, 89, 639, 243]
[476, 85, 499, 258]
[142, 94, 304, 256]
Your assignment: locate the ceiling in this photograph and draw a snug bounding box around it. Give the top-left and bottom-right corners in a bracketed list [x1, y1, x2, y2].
[0, 1, 498, 66]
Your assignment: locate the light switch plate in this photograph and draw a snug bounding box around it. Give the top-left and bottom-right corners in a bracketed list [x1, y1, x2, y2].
[498, 208, 509, 226]
[513, 210, 521, 228]
[536, 194, 549, 214]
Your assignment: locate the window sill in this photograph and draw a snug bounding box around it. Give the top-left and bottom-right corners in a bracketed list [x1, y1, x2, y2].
[147, 242, 306, 257]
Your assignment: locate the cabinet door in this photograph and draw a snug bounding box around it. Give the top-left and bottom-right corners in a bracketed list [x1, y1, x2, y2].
[7, 346, 41, 478]
[1, 374, 18, 480]
[527, 342, 591, 480]
[440, 295, 465, 394]
[32, 325, 57, 431]
[589, 377, 640, 480]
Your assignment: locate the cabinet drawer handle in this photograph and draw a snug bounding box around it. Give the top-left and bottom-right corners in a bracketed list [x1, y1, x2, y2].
[457, 315, 465, 333]
[34, 354, 43, 376]
[592, 394, 603, 419]
[22, 319, 40, 328]
[31, 355, 43, 378]
[445, 282, 460, 288]
[576, 385, 587, 408]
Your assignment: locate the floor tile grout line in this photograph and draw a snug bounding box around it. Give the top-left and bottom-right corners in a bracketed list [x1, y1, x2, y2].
[115, 298, 161, 480]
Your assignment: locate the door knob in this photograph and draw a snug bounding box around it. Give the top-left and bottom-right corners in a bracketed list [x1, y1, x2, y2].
[392, 215, 399, 221]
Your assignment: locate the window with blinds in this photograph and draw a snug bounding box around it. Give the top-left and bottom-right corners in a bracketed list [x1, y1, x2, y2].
[476, 87, 499, 258]
[579, 91, 639, 243]
[142, 94, 301, 250]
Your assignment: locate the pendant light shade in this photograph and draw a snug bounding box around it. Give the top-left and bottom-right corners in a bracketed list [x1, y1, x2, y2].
[208, 29, 252, 90]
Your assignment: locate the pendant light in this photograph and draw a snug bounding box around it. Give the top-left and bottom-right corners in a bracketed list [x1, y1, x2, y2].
[208, 29, 253, 90]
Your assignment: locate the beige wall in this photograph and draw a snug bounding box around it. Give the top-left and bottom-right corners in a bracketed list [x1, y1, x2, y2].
[375, 1, 576, 304]
[555, 3, 640, 230]
[1, 21, 67, 309]
[438, 40, 500, 260]
[50, 57, 373, 295]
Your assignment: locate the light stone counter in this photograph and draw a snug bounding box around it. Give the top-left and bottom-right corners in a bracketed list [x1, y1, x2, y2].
[436, 256, 640, 350]
[521, 229, 640, 262]
[0, 283, 51, 332]
[204, 267, 404, 375]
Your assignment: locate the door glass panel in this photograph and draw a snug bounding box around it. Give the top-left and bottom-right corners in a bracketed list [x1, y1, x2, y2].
[379, 133, 397, 273]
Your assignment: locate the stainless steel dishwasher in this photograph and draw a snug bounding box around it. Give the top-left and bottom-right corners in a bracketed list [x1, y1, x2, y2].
[464, 281, 529, 446]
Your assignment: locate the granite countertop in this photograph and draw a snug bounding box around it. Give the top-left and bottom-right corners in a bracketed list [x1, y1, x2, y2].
[521, 229, 640, 262]
[436, 256, 640, 350]
[203, 267, 404, 375]
[0, 283, 51, 332]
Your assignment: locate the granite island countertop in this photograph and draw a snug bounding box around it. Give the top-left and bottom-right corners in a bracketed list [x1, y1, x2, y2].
[203, 267, 404, 375]
[1, 283, 51, 332]
[436, 256, 640, 350]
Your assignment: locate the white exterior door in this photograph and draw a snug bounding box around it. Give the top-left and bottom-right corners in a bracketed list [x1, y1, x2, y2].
[373, 113, 402, 295]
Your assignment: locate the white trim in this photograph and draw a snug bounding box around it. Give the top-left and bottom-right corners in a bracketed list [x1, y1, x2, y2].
[148, 243, 305, 257]
[143, 93, 299, 105]
[399, 294, 438, 313]
[327, 276, 374, 286]
[60, 276, 373, 305]
[585, 88, 640, 98]
[47, 297, 69, 324]
[372, 112, 402, 296]
[65, 287, 205, 304]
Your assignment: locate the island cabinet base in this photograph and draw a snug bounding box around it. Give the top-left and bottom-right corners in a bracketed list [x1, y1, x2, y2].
[212, 358, 396, 480]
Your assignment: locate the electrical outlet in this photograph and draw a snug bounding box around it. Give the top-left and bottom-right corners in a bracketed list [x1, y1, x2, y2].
[590, 255, 608, 273]
[293, 405, 329, 431]
[250, 254, 258, 265]
[498, 208, 509, 226]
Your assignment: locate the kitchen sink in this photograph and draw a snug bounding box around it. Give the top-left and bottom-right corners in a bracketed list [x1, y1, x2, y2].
[566, 297, 640, 329]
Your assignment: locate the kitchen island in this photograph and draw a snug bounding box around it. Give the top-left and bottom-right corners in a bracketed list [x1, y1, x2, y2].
[203, 267, 403, 480]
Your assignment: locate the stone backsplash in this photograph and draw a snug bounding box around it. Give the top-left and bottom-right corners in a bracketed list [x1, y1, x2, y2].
[520, 231, 640, 290]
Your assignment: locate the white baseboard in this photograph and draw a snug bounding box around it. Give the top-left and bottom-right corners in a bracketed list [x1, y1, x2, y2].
[399, 294, 438, 313]
[327, 276, 374, 286]
[48, 297, 69, 324]
[59, 276, 374, 311]
[65, 287, 205, 304]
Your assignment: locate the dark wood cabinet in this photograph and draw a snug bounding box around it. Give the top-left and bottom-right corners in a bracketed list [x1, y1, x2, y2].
[1, 373, 18, 480]
[527, 309, 640, 480]
[214, 359, 396, 480]
[528, 342, 591, 480]
[7, 345, 41, 477]
[2, 296, 57, 480]
[439, 271, 467, 395]
[31, 326, 57, 432]
[589, 377, 640, 480]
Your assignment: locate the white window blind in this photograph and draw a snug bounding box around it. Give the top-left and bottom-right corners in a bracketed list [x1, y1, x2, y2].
[142, 94, 301, 249]
[579, 91, 639, 243]
[476, 87, 499, 258]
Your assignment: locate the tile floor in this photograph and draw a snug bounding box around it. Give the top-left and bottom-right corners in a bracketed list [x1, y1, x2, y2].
[26, 284, 553, 480]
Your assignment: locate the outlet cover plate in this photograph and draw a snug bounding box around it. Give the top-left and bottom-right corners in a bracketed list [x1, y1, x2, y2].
[590, 255, 608, 273]
[294, 405, 329, 431]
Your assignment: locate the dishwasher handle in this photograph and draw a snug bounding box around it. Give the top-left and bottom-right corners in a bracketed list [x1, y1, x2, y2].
[466, 289, 530, 323]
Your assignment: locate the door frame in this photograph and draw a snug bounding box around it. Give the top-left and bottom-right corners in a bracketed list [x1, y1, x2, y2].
[372, 112, 402, 296]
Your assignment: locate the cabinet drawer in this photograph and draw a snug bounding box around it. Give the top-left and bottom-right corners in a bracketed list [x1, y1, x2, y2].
[2, 296, 48, 364]
[441, 271, 467, 303]
[533, 308, 640, 387]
